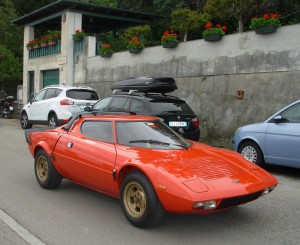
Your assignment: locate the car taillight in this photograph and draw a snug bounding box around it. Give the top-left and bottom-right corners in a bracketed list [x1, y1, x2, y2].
[60, 99, 74, 105]
[192, 117, 200, 127]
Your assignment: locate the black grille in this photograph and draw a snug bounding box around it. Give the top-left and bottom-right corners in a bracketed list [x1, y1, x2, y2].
[217, 191, 263, 210]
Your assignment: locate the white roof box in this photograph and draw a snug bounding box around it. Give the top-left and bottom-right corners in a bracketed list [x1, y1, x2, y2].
[111, 77, 177, 93]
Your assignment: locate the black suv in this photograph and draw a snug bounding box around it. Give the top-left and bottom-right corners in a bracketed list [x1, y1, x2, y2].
[90, 77, 200, 141]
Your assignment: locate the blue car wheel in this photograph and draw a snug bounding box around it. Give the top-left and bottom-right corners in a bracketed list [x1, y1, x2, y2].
[238, 141, 265, 166]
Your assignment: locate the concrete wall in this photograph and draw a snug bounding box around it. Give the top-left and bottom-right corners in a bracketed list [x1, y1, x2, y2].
[75, 24, 300, 142]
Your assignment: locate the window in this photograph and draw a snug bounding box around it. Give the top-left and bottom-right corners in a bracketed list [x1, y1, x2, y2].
[44, 88, 56, 100]
[66, 89, 99, 100]
[34, 89, 47, 102]
[55, 89, 63, 97]
[281, 102, 300, 123]
[93, 97, 113, 111]
[81, 121, 114, 143]
[130, 99, 145, 113]
[149, 99, 194, 114]
[108, 97, 129, 111]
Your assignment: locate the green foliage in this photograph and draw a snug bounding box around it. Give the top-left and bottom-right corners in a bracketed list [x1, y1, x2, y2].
[170, 8, 201, 41]
[161, 30, 179, 43]
[0, 44, 22, 95]
[73, 29, 88, 39]
[98, 43, 113, 55]
[202, 26, 226, 36]
[90, 0, 117, 7]
[119, 25, 152, 47]
[127, 36, 144, 49]
[0, 0, 23, 56]
[47, 30, 61, 41]
[204, 0, 262, 32]
[250, 14, 281, 30]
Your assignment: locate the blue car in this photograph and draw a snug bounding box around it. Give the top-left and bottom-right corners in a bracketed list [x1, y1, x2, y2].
[233, 100, 300, 168]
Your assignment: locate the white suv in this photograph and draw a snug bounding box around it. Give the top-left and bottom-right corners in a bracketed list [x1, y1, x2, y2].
[21, 85, 99, 129]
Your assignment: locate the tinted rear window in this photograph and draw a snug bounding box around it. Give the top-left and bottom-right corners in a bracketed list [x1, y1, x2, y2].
[149, 99, 194, 114]
[66, 89, 99, 100]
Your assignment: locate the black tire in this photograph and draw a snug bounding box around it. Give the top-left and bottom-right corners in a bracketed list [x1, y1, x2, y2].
[4, 111, 11, 119]
[48, 114, 58, 127]
[21, 111, 32, 129]
[120, 171, 165, 228]
[238, 141, 265, 166]
[34, 150, 62, 189]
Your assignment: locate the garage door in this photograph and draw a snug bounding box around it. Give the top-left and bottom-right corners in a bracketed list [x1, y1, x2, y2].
[43, 69, 59, 88]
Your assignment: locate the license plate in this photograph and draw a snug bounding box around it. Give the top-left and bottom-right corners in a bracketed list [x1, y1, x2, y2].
[169, 121, 187, 127]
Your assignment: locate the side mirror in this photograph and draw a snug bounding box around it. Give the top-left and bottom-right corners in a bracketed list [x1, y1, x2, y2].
[84, 106, 91, 112]
[273, 115, 288, 123]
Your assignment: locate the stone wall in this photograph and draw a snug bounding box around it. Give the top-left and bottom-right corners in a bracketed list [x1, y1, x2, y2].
[75, 24, 300, 143]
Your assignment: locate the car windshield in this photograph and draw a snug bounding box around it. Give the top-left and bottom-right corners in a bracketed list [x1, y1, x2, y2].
[66, 89, 99, 100]
[116, 120, 191, 149]
[149, 99, 194, 114]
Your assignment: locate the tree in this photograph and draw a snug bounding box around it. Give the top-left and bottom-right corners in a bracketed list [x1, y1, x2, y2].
[0, 44, 22, 95]
[204, 0, 263, 32]
[170, 9, 209, 41]
[89, 0, 117, 7]
[0, 0, 23, 56]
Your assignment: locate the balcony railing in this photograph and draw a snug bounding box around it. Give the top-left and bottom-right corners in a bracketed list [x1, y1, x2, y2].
[28, 41, 61, 59]
[74, 39, 83, 53]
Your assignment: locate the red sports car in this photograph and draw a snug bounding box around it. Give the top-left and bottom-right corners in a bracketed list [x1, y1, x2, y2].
[25, 113, 278, 228]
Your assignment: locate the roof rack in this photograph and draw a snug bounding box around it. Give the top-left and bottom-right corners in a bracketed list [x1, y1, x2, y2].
[111, 77, 177, 94]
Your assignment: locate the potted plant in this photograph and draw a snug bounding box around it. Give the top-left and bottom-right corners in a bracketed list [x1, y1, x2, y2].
[99, 43, 113, 58]
[202, 23, 227, 41]
[127, 36, 144, 53]
[161, 30, 179, 48]
[47, 30, 61, 45]
[40, 36, 49, 47]
[33, 39, 41, 49]
[26, 40, 35, 50]
[250, 13, 281, 34]
[72, 29, 87, 41]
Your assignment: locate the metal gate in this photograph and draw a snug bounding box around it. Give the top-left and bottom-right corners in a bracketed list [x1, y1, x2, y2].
[43, 69, 59, 88]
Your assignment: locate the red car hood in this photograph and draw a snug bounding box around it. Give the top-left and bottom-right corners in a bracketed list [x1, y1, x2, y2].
[119, 142, 271, 194]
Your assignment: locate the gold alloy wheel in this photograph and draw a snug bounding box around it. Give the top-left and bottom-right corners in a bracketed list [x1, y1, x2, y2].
[36, 155, 49, 182]
[123, 181, 147, 218]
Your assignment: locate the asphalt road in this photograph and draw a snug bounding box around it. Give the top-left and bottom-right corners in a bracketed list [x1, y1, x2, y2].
[0, 118, 300, 245]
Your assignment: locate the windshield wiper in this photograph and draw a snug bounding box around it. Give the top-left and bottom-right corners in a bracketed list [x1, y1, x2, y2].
[129, 139, 170, 146]
[129, 139, 188, 149]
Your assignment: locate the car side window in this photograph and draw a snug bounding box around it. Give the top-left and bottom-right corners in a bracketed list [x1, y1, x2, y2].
[44, 88, 56, 100]
[33, 89, 47, 102]
[108, 97, 129, 111]
[280, 102, 300, 123]
[93, 97, 113, 111]
[130, 99, 145, 113]
[81, 121, 114, 143]
[55, 89, 63, 97]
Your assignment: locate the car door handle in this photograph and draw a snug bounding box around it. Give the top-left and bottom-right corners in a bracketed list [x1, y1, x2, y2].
[67, 142, 73, 148]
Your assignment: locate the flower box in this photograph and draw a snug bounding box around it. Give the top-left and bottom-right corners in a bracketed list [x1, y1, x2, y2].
[48, 40, 57, 46]
[101, 53, 113, 58]
[204, 33, 223, 41]
[129, 48, 143, 54]
[162, 40, 179, 48]
[73, 36, 84, 42]
[255, 24, 277, 34]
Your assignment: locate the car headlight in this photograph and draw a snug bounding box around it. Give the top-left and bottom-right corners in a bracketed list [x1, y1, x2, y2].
[261, 185, 277, 196]
[193, 200, 217, 210]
